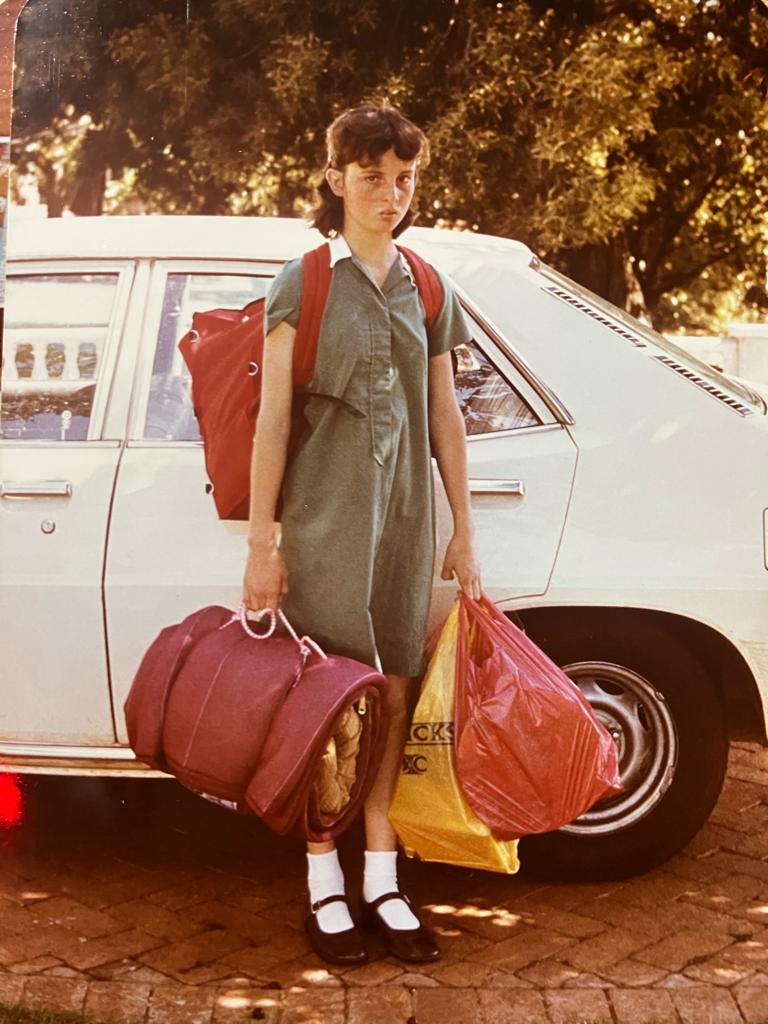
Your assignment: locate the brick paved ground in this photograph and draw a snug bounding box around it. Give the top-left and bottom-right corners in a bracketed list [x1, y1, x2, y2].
[4, 743, 768, 1023]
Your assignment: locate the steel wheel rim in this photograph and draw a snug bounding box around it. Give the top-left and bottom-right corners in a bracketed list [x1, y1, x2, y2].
[559, 660, 679, 836]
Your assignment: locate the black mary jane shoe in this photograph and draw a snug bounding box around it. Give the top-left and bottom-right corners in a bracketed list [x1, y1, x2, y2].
[305, 894, 368, 967]
[360, 891, 440, 963]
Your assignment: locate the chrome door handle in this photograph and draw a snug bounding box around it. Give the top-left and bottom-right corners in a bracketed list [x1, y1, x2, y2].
[469, 478, 526, 496]
[1, 481, 73, 498]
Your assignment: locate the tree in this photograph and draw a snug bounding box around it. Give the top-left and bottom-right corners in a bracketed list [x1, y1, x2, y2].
[10, 0, 768, 332]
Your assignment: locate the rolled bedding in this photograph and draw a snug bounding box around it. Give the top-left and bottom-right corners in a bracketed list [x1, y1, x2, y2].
[124, 604, 389, 842]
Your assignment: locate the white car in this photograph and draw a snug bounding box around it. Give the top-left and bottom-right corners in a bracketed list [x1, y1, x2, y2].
[2, 215, 767, 880]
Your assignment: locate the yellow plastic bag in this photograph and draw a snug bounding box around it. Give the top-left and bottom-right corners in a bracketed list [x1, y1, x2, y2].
[389, 603, 520, 874]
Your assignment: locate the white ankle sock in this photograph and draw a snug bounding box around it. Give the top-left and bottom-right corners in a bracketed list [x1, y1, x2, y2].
[363, 850, 420, 930]
[307, 850, 354, 934]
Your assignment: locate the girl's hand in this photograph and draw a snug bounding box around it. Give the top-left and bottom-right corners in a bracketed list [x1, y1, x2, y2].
[441, 533, 482, 600]
[243, 542, 289, 611]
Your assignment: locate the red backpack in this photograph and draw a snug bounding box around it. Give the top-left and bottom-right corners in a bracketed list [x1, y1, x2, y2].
[179, 241, 444, 521]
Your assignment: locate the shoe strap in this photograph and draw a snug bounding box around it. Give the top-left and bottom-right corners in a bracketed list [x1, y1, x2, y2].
[310, 893, 349, 914]
[367, 890, 412, 912]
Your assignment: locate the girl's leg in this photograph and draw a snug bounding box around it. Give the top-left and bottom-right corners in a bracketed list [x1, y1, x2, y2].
[362, 674, 422, 930]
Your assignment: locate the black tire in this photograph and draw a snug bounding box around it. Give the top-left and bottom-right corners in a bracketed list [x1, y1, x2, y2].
[516, 610, 729, 881]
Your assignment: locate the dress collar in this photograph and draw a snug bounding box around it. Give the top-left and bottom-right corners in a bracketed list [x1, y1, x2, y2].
[327, 233, 416, 287]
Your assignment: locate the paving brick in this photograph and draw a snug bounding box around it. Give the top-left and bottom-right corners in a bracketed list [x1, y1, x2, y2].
[545, 988, 612, 1023]
[31, 896, 124, 938]
[281, 989, 346, 1024]
[384, 971, 440, 987]
[83, 980, 152, 1023]
[672, 987, 742, 1024]
[593, 959, 668, 987]
[477, 989, 549, 1024]
[664, 855, 732, 885]
[719, 932, 768, 969]
[63, 927, 163, 971]
[516, 960, 583, 988]
[704, 852, 768, 884]
[183, 901, 274, 946]
[610, 987, 677, 1024]
[211, 986, 280, 1023]
[735, 986, 768, 1023]
[147, 984, 217, 1024]
[653, 973, 701, 989]
[529, 882, 627, 913]
[6, 956, 62, 975]
[443, 903, 528, 941]
[340, 960, 404, 986]
[683, 954, 756, 986]
[348, 987, 410, 1024]
[147, 876, 241, 912]
[683, 873, 765, 914]
[469, 926, 575, 970]
[138, 928, 249, 982]
[429, 925, 491, 965]
[427, 960, 521, 987]
[556, 928, 654, 972]
[110, 898, 205, 941]
[414, 987, 478, 1023]
[0, 972, 25, 1003]
[633, 928, 734, 972]
[514, 903, 608, 940]
[20, 975, 89, 1013]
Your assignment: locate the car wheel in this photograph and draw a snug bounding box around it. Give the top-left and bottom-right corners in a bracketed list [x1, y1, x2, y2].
[516, 612, 729, 880]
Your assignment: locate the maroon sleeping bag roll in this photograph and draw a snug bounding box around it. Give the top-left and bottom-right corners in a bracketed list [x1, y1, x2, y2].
[124, 605, 389, 842]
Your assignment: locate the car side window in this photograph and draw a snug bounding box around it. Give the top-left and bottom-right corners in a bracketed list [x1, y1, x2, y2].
[456, 339, 541, 434]
[144, 273, 269, 440]
[0, 273, 119, 441]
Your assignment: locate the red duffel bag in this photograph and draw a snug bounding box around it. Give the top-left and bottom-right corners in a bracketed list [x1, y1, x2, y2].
[454, 593, 622, 839]
[124, 604, 389, 842]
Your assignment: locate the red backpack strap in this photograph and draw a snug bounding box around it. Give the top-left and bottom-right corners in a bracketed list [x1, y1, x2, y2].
[293, 242, 332, 388]
[397, 245, 444, 334]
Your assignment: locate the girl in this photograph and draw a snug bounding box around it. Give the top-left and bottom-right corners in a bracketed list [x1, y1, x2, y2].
[243, 104, 481, 966]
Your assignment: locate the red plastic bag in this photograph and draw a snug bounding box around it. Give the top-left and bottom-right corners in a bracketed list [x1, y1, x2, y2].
[454, 593, 622, 839]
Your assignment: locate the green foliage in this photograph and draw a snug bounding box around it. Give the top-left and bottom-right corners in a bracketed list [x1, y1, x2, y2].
[10, 0, 768, 332]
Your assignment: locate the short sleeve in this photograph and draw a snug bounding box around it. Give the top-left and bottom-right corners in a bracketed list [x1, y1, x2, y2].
[427, 268, 472, 358]
[264, 257, 303, 334]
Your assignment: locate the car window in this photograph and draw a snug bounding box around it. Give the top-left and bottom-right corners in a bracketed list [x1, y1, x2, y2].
[0, 273, 119, 441]
[456, 338, 541, 435]
[144, 273, 269, 440]
[143, 272, 539, 441]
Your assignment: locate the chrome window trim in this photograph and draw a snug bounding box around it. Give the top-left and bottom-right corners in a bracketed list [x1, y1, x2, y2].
[0, 439, 122, 449]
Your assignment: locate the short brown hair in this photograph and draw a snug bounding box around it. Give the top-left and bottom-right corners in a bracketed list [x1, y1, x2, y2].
[311, 104, 430, 239]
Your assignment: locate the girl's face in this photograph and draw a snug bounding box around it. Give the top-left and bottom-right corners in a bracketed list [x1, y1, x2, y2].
[326, 147, 418, 237]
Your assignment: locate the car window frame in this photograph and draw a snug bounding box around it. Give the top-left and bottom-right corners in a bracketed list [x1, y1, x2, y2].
[2, 258, 135, 444]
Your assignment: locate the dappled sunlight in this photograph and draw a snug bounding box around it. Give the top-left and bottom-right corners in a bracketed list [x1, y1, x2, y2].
[217, 990, 278, 1010]
[426, 901, 524, 928]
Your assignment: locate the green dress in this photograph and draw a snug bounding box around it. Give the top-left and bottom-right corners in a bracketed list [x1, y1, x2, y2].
[264, 235, 471, 677]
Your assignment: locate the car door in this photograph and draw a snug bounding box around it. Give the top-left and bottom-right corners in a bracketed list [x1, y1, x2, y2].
[428, 303, 578, 630]
[105, 259, 577, 741]
[105, 261, 273, 741]
[0, 261, 133, 744]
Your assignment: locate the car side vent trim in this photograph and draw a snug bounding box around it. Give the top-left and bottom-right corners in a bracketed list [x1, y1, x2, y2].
[653, 355, 754, 417]
[543, 286, 647, 349]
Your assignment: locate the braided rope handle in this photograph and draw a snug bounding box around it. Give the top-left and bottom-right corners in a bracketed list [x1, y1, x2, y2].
[229, 603, 328, 661]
